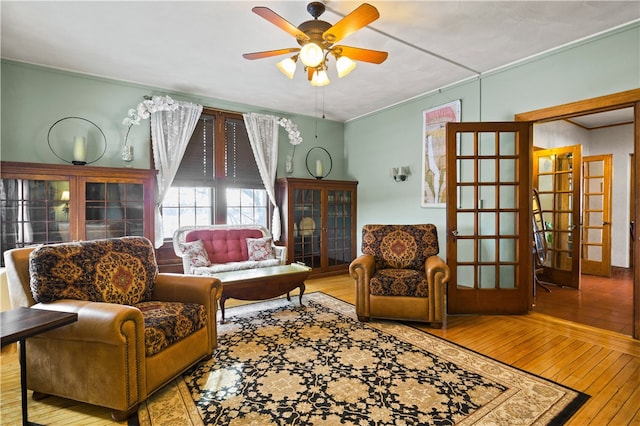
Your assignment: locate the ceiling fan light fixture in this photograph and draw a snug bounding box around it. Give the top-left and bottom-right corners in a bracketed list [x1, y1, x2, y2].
[310, 69, 330, 87]
[336, 55, 357, 78]
[300, 43, 324, 67]
[277, 56, 297, 79]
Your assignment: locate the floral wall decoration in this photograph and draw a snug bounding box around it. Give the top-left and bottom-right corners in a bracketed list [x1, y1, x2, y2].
[121, 95, 179, 162]
[421, 100, 461, 207]
[279, 117, 303, 173]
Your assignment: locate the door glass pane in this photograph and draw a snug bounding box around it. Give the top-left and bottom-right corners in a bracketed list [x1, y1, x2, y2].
[587, 160, 604, 175]
[499, 239, 516, 262]
[457, 239, 475, 262]
[479, 239, 495, 262]
[478, 159, 495, 182]
[586, 178, 603, 193]
[457, 265, 474, 288]
[459, 160, 475, 182]
[586, 194, 603, 210]
[478, 265, 496, 289]
[499, 186, 516, 208]
[479, 186, 495, 209]
[0, 179, 70, 258]
[586, 228, 603, 244]
[459, 186, 475, 209]
[538, 156, 554, 173]
[538, 175, 553, 192]
[499, 213, 516, 234]
[499, 133, 516, 155]
[479, 133, 495, 156]
[457, 213, 475, 236]
[499, 265, 516, 289]
[584, 244, 603, 262]
[293, 188, 321, 268]
[587, 211, 603, 226]
[327, 190, 353, 267]
[478, 212, 495, 236]
[86, 182, 145, 238]
[499, 158, 516, 181]
[458, 133, 475, 156]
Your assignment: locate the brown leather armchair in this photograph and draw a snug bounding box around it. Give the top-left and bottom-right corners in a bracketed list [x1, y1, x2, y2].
[349, 224, 450, 328]
[3, 237, 222, 421]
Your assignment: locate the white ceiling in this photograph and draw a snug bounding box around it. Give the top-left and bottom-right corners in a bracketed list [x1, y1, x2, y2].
[1, 1, 638, 122]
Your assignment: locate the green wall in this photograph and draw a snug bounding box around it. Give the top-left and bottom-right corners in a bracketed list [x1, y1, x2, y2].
[345, 22, 640, 256]
[2, 22, 639, 259]
[0, 60, 345, 180]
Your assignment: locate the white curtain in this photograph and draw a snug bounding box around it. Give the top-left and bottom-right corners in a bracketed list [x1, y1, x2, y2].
[151, 101, 203, 247]
[243, 112, 281, 241]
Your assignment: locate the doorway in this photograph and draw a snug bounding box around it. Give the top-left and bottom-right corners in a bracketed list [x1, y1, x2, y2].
[515, 89, 639, 338]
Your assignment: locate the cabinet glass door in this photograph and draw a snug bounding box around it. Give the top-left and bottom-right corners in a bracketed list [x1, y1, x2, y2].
[85, 182, 145, 239]
[327, 189, 353, 267]
[293, 188, 321, 268]
[0, 178, 70, 256]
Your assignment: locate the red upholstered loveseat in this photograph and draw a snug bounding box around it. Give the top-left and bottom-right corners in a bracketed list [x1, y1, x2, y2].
[173, 224, 286, 275]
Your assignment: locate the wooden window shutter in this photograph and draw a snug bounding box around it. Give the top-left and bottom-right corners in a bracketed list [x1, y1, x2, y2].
[224, 117, 261, 187]
[172, 114, 215, 186]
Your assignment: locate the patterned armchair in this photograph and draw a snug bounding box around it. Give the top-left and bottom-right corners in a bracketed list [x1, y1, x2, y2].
[349, 225, 450, 328]
[3, 237, 222, 421]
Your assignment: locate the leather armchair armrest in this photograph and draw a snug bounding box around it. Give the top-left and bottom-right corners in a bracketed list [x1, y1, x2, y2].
[32, 300, 145, 346]
[349, 254, 375, 280]
[349, 254, 376, 320]
[424, 255, 450, 322]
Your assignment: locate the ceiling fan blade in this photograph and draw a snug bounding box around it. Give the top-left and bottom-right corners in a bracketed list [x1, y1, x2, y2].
[334, 45, 388, 64]
[243, 48, 300, 60]
[323, 3, 379, 44]
[252, 7, 310, 42]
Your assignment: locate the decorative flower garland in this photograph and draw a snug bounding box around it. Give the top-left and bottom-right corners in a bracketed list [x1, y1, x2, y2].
[122, 95, 179, 146]
[278, 117, 303, 146]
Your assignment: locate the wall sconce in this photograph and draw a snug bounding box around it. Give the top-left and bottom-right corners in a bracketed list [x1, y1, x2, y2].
[391, 166, 411, 182]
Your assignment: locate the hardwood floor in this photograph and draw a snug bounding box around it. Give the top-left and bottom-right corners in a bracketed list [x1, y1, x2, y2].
[1, 273, 639, 425]
[534, 268, 634, 336]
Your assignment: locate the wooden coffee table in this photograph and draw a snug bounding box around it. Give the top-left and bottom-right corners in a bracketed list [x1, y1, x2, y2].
[1, 307, 78, 426]
[212, 263, 312, 322]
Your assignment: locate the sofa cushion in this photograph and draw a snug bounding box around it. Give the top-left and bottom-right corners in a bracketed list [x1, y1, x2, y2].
[136, 301, 207, 357]
[180, 240, 211, 267]
[246, 237, 275, 261]
[29, 237, 157, 305]
[370, 269, 429, 297]
[361, 224, 439, 270]
[185, 229, 264, 263]
[191, 258, 282, 275]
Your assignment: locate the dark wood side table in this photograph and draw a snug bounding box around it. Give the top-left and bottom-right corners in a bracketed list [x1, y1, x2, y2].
[1, 307, 78, 426]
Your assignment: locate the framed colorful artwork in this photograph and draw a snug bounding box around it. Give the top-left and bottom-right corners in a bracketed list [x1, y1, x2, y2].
[421, 100, 461, 207]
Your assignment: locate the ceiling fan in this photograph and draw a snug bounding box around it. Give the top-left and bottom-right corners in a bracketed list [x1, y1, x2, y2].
[243, 2, 388, 86]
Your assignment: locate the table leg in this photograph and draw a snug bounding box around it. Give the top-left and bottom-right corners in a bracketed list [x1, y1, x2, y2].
[19, 339, 43, 426]
[220, 296, 227, 323]
[19, 339, 28, 426]
[298, 283, 306, 305]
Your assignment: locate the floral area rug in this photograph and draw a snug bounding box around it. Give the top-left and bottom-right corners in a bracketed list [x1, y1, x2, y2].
[134, 292, 588, 425]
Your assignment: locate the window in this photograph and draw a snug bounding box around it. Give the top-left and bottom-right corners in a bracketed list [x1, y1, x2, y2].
[226, 188, 268, 225]
[161, 108, 267, 239]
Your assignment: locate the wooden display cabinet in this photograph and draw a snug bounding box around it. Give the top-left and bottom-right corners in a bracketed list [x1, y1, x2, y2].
[276, 177, 357, 277]
[0, 161, 156, 258]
